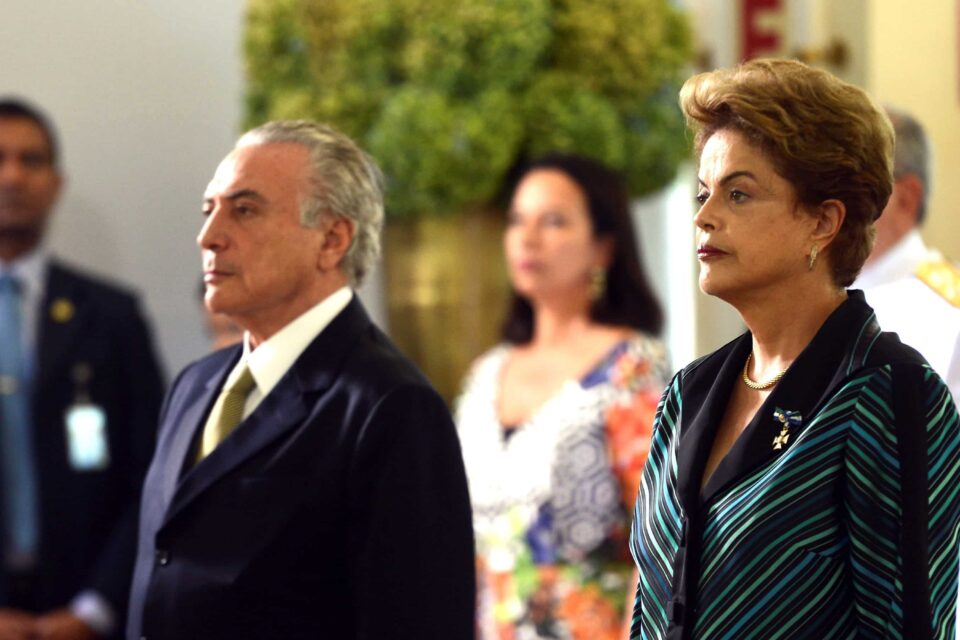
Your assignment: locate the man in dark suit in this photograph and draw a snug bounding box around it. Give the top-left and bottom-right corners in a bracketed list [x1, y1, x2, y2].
[0, 99, 164, 640]
[127, 121, 475, 640]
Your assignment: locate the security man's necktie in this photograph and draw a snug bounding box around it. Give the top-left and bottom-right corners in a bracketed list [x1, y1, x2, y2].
[0, 275, 39, 562]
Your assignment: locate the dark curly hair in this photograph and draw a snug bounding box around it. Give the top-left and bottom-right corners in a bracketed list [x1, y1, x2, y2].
[501, 153, 663, 344]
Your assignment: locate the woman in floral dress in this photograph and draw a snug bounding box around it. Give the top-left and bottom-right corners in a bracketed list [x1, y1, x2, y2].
[456, 154, 669, 640]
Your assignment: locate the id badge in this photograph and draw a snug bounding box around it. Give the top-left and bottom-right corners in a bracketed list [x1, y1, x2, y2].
[65, 404, 110, 471]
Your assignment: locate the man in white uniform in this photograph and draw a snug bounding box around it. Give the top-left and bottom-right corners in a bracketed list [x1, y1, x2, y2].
[854, 106, 960, 638]
[854, 107, 960, 402]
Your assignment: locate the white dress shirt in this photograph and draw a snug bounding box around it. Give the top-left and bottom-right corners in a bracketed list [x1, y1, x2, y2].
[222, 286, 353, 420]
[855, 229, 928, 289]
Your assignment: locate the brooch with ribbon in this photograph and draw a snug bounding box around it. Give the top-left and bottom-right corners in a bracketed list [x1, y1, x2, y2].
[772, 408, 802, 451]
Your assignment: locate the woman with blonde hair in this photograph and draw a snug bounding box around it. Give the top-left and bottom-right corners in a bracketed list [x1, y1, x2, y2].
[630, 59, 960, 639]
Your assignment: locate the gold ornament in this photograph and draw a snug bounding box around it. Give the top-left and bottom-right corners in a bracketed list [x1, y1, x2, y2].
[772, 428, 790, 450]
[772, 408, 802, 451]
[50, 298, 75, 323]
[742, 352, 788, 390]
[590, 267, 607, 301]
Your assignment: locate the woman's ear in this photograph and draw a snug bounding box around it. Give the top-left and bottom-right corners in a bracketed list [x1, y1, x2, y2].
[811, 199, 846, 248]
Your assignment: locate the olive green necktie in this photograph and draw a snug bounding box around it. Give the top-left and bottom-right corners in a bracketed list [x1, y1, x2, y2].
[197, 365, 256, 462]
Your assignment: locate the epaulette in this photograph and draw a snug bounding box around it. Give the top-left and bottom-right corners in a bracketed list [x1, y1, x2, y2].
[915, 254, 960, 308]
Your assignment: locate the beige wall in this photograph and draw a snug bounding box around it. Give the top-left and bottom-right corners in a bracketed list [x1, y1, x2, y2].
[1, 1, 387, 375]
[2, 1, 246, 375]
[869, 1, 960, 259]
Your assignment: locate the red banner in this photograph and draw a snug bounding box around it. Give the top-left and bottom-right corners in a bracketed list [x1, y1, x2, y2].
[742, 0, 783, 61]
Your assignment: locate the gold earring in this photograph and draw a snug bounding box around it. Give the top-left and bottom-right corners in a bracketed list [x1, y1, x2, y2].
[808, 245, 819, 270]
[590, 267, 607, 300]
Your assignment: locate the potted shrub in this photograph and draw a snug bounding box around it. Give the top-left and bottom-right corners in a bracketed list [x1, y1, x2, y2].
[244, 0, 693, 400]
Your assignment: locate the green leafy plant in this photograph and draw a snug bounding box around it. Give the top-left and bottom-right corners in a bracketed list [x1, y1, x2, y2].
[245, 0, 693, 218]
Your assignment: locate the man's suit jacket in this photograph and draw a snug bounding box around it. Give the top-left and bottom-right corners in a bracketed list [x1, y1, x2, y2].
[127, 298, 476, 640]
[0, 261, 164, 632]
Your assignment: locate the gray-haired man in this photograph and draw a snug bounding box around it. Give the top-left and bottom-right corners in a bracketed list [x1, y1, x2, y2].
[127, 121, 475, 640]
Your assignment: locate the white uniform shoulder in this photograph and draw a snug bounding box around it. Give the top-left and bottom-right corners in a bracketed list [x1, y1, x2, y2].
[865, 274, 960, 329]
[915, 253, 960, 309]
[862, 273, 960, 400]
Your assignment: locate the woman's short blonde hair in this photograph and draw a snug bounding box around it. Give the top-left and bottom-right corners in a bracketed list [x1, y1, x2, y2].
[680, 58, 894, 287]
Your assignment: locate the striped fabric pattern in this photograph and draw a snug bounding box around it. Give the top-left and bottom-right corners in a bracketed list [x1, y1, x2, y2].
[631, 377, 682, 637]
[631, 364, 960, 639]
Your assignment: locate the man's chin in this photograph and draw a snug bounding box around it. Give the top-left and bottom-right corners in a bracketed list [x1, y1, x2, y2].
[0, 221, 43, 237]
[204, 294, 232, 317]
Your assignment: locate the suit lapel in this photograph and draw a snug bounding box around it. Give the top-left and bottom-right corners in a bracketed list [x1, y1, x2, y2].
[675, 336, 750, 515]
[157, 361, 233, 513]
[35, 263, 87, 390]
[161, 297, 372, 526]
[165, 374, 310, 523]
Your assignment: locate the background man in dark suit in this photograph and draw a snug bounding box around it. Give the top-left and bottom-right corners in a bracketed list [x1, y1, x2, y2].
[0, 98, 164, 640]
[127, 120, 475, 640]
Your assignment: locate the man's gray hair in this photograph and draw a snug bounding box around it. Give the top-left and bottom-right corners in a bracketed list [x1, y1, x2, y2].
[237, 120, 385, 287]
[886, 107, 932, 224]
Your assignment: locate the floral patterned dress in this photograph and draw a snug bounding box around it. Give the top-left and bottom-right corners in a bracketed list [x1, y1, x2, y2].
[455, 335, 669, 640]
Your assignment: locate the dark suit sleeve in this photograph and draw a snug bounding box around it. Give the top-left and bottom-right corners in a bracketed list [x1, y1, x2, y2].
[86, 298, 164, 620]
[346, 383, 476, 640]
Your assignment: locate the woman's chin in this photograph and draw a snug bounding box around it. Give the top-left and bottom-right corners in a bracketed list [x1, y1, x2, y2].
[699, 274, 743, 305]
[698, 274, 723, 297]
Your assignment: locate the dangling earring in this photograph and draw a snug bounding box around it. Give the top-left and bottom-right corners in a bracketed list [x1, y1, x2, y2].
[590, 266, 607, 301]
[808, 245, 819, 271]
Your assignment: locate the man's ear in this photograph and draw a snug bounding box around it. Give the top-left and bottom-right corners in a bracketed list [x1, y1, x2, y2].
[51, 171, 65, 203]
[811, 199, 845, 249]
[892, 173, 924, 227]
[317, 217, 354, 272]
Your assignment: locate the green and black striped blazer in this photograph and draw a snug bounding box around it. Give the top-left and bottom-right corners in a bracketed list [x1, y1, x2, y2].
[631, 292, 960, 639]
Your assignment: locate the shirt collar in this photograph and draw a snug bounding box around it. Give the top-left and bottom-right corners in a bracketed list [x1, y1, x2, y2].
[855, 229, 928, 288]
[0, 247, 49, 302]
[235, 286, 353, 398]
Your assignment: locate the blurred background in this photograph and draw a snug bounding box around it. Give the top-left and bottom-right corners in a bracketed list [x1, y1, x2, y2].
[3, 0, 958, 402]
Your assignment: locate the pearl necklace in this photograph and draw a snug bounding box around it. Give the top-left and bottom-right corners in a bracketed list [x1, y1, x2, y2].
[742, 352, 789, 390]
